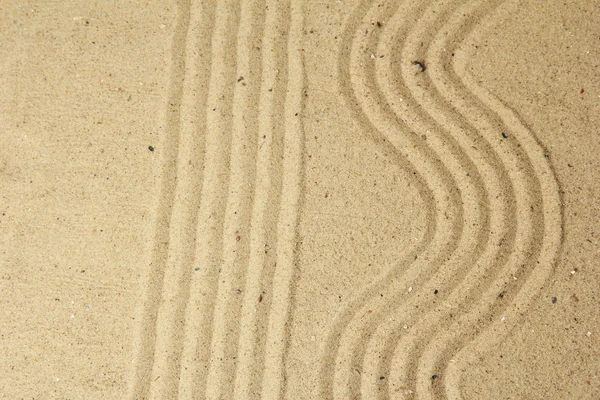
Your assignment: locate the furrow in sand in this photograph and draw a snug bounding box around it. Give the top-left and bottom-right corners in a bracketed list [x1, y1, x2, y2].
[127, 1, 206, 398]
[200, 0, 269, 398]
[375, 0, 525, 397]
[258, 1, 305, 398]
[320, 0, 488, 397]
[383, 0, 553, 397]
[421, 0, 563, 398]
[337, 1, 512, 398]
[366, 0, 562, 398]
[148, 0, 239, 398]
[232, 0, 290, 398]
[317, 0, 444, 395]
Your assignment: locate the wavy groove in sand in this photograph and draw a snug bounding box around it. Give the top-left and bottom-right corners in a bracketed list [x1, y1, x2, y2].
[128, 0, 305, 398]
[320, 0, 486, 397]
[382, 0, 535, 398]
[430, 1, 563, 398]
[322, 0, 562, 399]
[382, 1, 561, 398]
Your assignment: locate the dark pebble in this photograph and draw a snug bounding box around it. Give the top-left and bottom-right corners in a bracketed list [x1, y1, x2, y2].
[431, 374, 438, 380]
[434, 289, 438, 294]
[380, 376, 385, 380]
[148, 146, 155, 152]
[412, 60, 426, 72]
[552, 297, 557, 304]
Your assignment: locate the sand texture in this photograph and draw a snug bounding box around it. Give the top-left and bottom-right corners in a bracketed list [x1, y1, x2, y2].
[1, 0, 599, 399]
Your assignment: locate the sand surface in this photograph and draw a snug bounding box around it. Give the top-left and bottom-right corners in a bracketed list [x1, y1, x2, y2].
[1, 0, 599, 399]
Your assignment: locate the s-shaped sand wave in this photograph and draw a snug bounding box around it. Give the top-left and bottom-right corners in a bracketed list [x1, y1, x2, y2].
[320, 0, 562, 399]
[319, 0, 497, 397]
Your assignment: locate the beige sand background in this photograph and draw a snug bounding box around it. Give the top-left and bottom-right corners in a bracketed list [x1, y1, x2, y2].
[1, 0, 598, 399]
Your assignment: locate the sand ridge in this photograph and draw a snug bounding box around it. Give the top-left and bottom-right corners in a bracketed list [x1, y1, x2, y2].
[2, 0, 598, 398]
[128, 0, 304, 398]
[318, 0, 563, 398]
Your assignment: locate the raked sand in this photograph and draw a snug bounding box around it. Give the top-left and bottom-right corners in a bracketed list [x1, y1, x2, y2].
[1, 0, 599, 399]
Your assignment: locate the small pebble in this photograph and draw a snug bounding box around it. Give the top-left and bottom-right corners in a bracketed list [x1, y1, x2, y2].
[148, 145, 155, 152]
[380, 376, 385, 380]
[407, 287, 413, 293]
[431, 374, 438, 380]
[552, 297, 557, 304]
[434, 289, 438, 294]
[587, 331, 592, 337]
[412, 60, 426, 72]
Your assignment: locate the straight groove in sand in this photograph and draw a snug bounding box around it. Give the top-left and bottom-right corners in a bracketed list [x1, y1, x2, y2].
[127, 1, 194, 397]
[233, 0, 290, 398]
[127, 0, 305, 398]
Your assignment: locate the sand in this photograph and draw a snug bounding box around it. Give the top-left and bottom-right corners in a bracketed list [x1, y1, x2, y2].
[1, 0, 599, 399]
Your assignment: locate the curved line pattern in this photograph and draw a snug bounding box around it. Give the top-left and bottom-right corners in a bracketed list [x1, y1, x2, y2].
[384, 0, 537, 398]
[388, 1, 562, 398]
[318, 5, 443, 397]
[351, 2, 500, 399]
[435, 0, 563, 398]
[350, 1, 512, 398]
[322, 0, 563, 399]
[320, 0, 498, 397]
[368, 1, 516, 398]
[318, 0, 453, 393]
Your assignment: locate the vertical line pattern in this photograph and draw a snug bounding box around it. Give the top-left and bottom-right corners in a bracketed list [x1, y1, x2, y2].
[260, 0, 305, 398]
[127, 1, 192, 398]
[128, 0, 305, 397]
